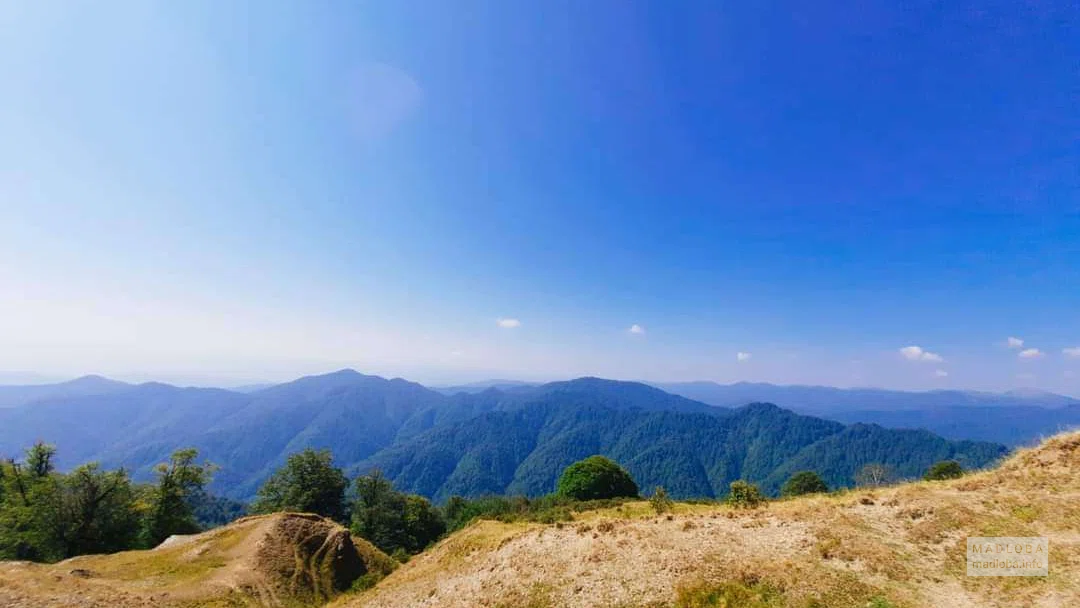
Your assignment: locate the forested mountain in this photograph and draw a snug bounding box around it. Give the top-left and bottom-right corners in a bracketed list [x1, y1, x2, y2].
[0, 371, 1007, 500]
[0, 375, 131, 408]
[358, 401, 1005, 500]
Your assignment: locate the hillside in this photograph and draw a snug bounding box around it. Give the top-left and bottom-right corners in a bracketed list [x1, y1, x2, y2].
[340, 431, 1080, 608]
[0, 512, 395, 607]
[0, 372, 1006, 500]
[360, 401, 1005, 500]
[0, 375, 131, 409]
[660, 382, 1080, 446]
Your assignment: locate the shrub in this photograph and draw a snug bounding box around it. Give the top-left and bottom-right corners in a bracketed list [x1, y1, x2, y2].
[726, 480, 766, 509]
[781, 471, 828, 497]
[923, 460, 964, 481]
[854, 463, 893, 488]
[650, 486, 674, 514]
[555, 456, 639, 501]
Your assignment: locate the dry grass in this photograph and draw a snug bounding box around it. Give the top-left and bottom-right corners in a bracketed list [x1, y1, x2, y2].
[0, 513, 392, 608]
[340, 431, 1080, 608]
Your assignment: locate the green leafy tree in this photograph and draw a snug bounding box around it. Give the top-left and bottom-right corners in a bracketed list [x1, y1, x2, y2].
[143, 448, 215, 547]
[252, 449, 348, 521]
[924, 460, 964, 481]
[726, 480, 766, 509]
[351, 471, 445, 555]
[649, 486, 674, 514]
[555, 456, 639, 501]
[781, 471, 828, 497]
[42, 463, 140, 558]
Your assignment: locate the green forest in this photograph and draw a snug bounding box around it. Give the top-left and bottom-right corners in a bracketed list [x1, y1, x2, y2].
[1, 441, 976, 565]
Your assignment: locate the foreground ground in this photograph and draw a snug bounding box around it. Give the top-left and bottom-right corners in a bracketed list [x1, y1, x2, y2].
[1, 432, 1078, 607]
[0, 512, 394, 607]
[340, 432, 1080, 608]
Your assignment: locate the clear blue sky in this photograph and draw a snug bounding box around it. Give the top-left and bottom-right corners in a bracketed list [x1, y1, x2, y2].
[1, 1, 1078, 392]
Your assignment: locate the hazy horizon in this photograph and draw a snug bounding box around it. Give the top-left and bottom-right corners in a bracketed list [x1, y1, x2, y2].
[1, 367, 1077, 399]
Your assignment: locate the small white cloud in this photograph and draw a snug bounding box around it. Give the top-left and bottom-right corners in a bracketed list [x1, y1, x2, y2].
[496, 318, 521, 328]
[1016, 372, 1036, 381]
[934, 369, 948, 378]
[450, 350, 464, 357]
[1064, 370, 1075, 379]
[736, 351, 752, 362]
[899, 345, 944, 363]
[1018, 348, 1044, 359]
[1006, 336, 1024, 349]
[1063, 347, 1080, 358]
[628, 324, 645, 335]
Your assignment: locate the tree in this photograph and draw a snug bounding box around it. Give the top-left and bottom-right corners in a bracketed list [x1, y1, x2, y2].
[726, 480, 766, 509]
[143, 449, 215, 547]
[25, 442, 57, 479]
[781, 471, 828, 497]
[924, 460, 964, 481]
[42, 463, 140, 558]
[351, 471, 445, 555]
[649, 486, 674, 514]
[555, 456, 639, 501]
[855, 463, 893, 488]
[252, 449, 348, 521]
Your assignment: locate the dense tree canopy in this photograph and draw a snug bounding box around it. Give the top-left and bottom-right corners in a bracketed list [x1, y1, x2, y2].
[252, 449, 348, 521]
[556, 456, 639, 501]
[1, 443, 223, 562]
[924, 460, 964, 481]
[781, 471, 829, 497]
[351, 471, 445, 556]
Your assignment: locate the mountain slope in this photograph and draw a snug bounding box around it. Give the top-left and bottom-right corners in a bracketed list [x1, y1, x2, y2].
[659, 381, 1080, 412]
[0, 375, 131, 408]
[828, 405, 1080, 446]
[359, 401, 1005, 500]
[339, 431, 1080, 608]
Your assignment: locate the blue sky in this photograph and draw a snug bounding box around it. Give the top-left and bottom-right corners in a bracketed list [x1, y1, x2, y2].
[1, 1, 1078, 391]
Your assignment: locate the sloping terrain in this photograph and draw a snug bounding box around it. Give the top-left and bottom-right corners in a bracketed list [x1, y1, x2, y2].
[0, 513, 394, 608]
[341, 431, 1080, 608]
[0, 372, 1006, 500]
[361, 402, 1005, 500]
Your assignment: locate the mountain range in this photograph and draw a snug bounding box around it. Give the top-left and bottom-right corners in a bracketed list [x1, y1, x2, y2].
[0, 371, 1023, 501]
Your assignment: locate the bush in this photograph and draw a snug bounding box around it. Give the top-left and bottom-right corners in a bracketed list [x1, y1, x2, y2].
[781, 471, 828, 497]
[725, 481, 766, 509]
[555, 456, 639, 501]
[924, 460, 964, 481]
[650, 486, 674, 514]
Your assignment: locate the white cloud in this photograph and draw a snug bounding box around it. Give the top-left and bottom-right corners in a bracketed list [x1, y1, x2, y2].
[1063, 347, 1080, 358]
[496, 318, 521, 329]
[1006, 336, 1024, 349]
[899, 345, 944, 363]
[1018, 348, 1044, 359]
[934, 369, 948, 378]
[450, 350, 464, 357]
[1016, 372, 1036, 381]
[628, 324, 645, 335]
[736, 351, 752, 362]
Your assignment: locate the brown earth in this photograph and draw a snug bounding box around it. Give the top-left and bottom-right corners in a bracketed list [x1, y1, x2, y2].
[0, 512, 394, 608]
[338, 431, 1080, 608]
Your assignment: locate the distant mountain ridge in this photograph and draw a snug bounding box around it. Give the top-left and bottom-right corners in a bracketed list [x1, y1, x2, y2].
[655, 381, 1080, 412]
[0, 375, 131, 408]
[0, 370, 1006, 501]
